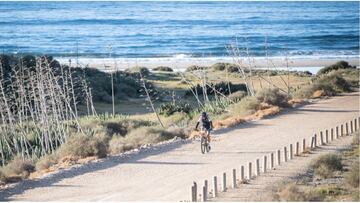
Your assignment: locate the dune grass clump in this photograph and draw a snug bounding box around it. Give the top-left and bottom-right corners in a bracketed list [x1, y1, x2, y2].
[153, 66, 173, 72]
[185, 65, 208, 72]
[35, 153, 59, 171]
[211, 62, 239, 72]
[228, 91, 247, 102]
[311, 153, 343, 179]
[256, 88, 290, 107]
[272, 183, 307, 201]
[103, 118, 155, 136]
[109, 127, 187, 154]
[317, 61, 356, 75]
[59, 135, 107, 159]
[0, 156, 35, 183]
[346, 160, 359, 188]
[125, 66, 150, 76]
[294, 74, 351, 99]
[158, 102, 192, 117]
[230, 96, 261, 116]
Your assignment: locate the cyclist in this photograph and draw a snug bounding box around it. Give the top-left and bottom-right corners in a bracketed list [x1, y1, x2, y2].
[195, 112, 213, 145]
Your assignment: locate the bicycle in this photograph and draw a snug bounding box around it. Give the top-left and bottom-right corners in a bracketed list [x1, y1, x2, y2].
[199, 129, 211, 154]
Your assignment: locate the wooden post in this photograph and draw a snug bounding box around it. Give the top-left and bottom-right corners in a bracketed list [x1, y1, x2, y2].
[314, 134, 318, 147]
[355, 118, 358, 131]
[277, 150, 281, 165]
[320, 131, 324, 145]
[193, 182, 198, 202]
[212, 176, 217, 198]
[341, 124, 344, 136]
[302, 138, 306, 152]
[350, 120, 353, 133]
[354, 118, 357, 131]
[346, 122, 349, 135]
[263, 156, 267, 173]
[270, 153, 274, 169]
[325, 129, 329, 143]
[248, 162, 252, 179]
[191, 185, 195, 202]
[289, 144, 293, 159]
[204, 180, 208, 200]
[240, 165, 245, 181]
[284, 146, 288, 162]
[232, 169, 237, 188]
[222, 172, 227, 192]
[296, 142, 299, 156]
[255, 159, 260, 176]
[310, 137, 314, 149]
[336, 126, 339, 138]
[331, 128, 334, 141]
[202, 186, 207, 202]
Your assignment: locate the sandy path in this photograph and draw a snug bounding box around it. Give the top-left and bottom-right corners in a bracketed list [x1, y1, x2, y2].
[0, 92, 358, 201]
[210, 133, 355, 201]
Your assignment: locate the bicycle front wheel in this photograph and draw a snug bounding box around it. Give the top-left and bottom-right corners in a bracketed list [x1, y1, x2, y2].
[200, 136, 207, 154]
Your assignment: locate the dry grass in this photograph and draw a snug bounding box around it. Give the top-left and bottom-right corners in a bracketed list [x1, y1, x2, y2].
[346, 160, 359, 188]
[271, 183, 307, 201]
[35, 153, 59, 171]
[59, 135, 107, 159]
[0, 156, 35, 183]
[109, 127, 186, 154]
[311, 153, 343, 179]
[256, 88, 290, 107]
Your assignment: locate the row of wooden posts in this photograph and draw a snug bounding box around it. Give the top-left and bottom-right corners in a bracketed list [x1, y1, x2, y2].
[190, 117, 359, 202]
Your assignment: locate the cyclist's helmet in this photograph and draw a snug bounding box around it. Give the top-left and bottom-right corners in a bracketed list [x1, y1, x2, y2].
[201, 112, 207, 117]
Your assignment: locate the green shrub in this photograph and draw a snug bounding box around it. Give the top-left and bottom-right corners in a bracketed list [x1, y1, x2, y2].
[256, 88, 290, 107]
[83, 68, 142, 102]
[294, 75, 351, 99]
[59, 135, 107, 158]
[185, 82, 247, 97]
[0, 156, 35, 180]
[185, 65, 208, 72]
[311, 153, 342, 179]
[228, 91, 247, 102]
[125, 66, 150, 76]
[317, 61, 356, 75]
[103, 118, 155, 136]
[211, 63, 239, 72]
[159, 102, 192, 116]
[317, 74, 351, 93]
[346, 160, 359, 188]
[153, 66, 173, 72]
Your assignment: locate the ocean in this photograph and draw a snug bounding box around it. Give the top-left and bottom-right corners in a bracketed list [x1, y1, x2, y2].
[0, 1, 359, 60]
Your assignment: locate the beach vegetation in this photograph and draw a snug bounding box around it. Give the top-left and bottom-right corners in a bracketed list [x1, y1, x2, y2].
[211, 62, 239, 73]
[159, 102, 192, 117]
[125, 66, 150, 76]
[153, 66, 173, 72]
[317, 60, 356, 75]
[185, 65, 208, 72]
[256, 88, 290, 107]
[311, 153, 343, 179]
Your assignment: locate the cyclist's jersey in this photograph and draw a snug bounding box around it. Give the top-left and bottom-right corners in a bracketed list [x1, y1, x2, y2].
[198, 115, 211, 130]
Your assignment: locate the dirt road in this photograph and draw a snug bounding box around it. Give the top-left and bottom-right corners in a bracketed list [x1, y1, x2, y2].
[1, 92, 358, 201]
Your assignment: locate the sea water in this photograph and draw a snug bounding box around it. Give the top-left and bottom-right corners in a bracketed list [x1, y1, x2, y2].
[0, 1, 359, 60]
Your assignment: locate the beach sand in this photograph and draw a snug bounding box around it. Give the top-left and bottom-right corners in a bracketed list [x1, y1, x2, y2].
[57, 56, 359, 74]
